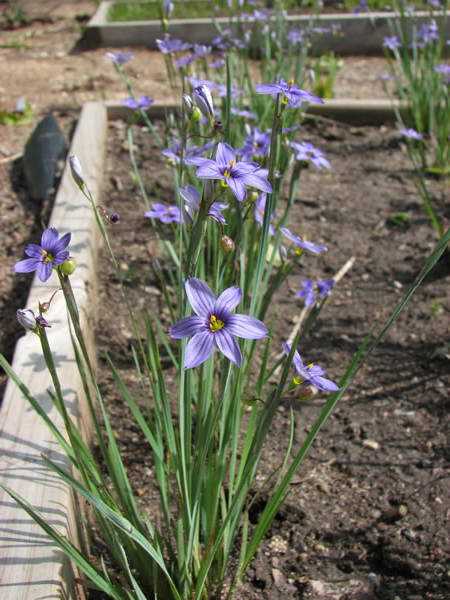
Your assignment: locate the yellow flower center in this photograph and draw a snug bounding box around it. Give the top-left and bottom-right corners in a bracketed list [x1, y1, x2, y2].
[41, 250, 54, 263]
[294, 248, 303, 257]
[223, 159, 236, 181]
[209, 314, 225, 332]
[292, 376, 303, 386]
[288, 79, 295, 87]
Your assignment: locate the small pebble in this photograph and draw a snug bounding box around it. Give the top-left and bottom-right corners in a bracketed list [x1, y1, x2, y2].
[363, 439, 380, 450]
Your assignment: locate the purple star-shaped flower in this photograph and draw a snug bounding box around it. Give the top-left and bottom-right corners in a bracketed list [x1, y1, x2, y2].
[190, 142, 272, 202]
[210, 57, 225, 69]
[156, 35, 191, 54]
[296, 278, 335, 307]
[400, 128, 423, 141]
[241, 127, 271, 161]
[144, 203, 182, 224]
[296, 279, 316, 307]
[317, 278, 335, 297]
[170, 278, 268, 368]
[122, 95, 154, 110]
[256, 79, 324, 108]
[417, 20, 439, 47]
[162, 141, 214, 165]
[281, 227, 327, 255]
[105, 51, 133, 65]
[383, 36, 401, 51]
[193, 44, 212, 57]
[175, 54, 196, 68]
[15, 227, 71, 282]
[434, 64, 450, 84]
[212, 30, 246, 51]
[287, 29, 304, 45]
[179, 185, 227, 225]
[283, 342, 339, 392]
[291, 141, 330, 169]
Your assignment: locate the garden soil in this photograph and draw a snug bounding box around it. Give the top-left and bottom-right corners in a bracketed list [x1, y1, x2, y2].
[89, 118, 450, 600]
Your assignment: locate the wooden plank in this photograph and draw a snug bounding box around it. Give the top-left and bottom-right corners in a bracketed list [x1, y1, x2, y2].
[105, 98, 408, 126]
[0, 102, 107, 599]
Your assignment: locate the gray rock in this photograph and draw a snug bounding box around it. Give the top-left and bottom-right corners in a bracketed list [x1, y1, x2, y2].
[23, 114, 66, 201]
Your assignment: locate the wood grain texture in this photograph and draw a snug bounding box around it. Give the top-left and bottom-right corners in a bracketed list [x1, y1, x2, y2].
[0, 102, 107, 599]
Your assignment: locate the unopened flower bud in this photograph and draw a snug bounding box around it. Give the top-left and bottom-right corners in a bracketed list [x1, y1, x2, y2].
[182, 93, 194, 115]
[193, 84, 214, 120]
[69, 154, 85, 190]
[110, 212, 120, 223]
[191, 107, 202, 122]
[39, 301, 50, 313]
[36, 315, 50, 328]
[17, 309, 37, 331]
[220, 235, 235, 253]
[163, 0, 174, 17]
[59, 258, 77, 276]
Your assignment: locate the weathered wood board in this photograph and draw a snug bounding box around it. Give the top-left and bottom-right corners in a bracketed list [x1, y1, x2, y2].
[0, 102, 107, 599]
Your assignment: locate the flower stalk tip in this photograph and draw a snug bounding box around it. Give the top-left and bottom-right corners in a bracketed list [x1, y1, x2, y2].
[69, 154, 85, 190]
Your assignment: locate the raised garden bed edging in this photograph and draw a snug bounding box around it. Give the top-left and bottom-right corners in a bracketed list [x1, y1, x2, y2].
[86, 2, 450, 55]
[107, 98, 409, 126]
[0, 102, 107, 599]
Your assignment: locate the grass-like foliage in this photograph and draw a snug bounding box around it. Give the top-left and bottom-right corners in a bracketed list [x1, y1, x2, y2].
[383, 1, 449, 175]
[2, 3, 449, 599]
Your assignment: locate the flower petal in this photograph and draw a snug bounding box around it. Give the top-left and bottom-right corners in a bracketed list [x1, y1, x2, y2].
[185, 278, 215, 317]
[184, 331, 214, 368]
[40, 228, 59, 251]
[227, 177, 247, 202]
[255, 83, 281, 95]
[184, 156, 202, 166]
[179, 185, 200, 211]
[214, 286, 242, 314]
[170, 315, 204, 339]
[52, 232, 72, 255]
[242, 170, 272, 193]
[280, 227, 297, 244]
[24, 243, 43, 258]
[215, 142, 235, 166]
[37, 261, 53, 282]
[196, 162, 223, 179]
[282, 341, 304, 375]
[227, 314, 268, 339]
[52, 250, 70, 265]
[214, 330, 242, 366]
[301, 240, 327, 255]
[14, 258, 40, 274]
[312, 375, 339, 392]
